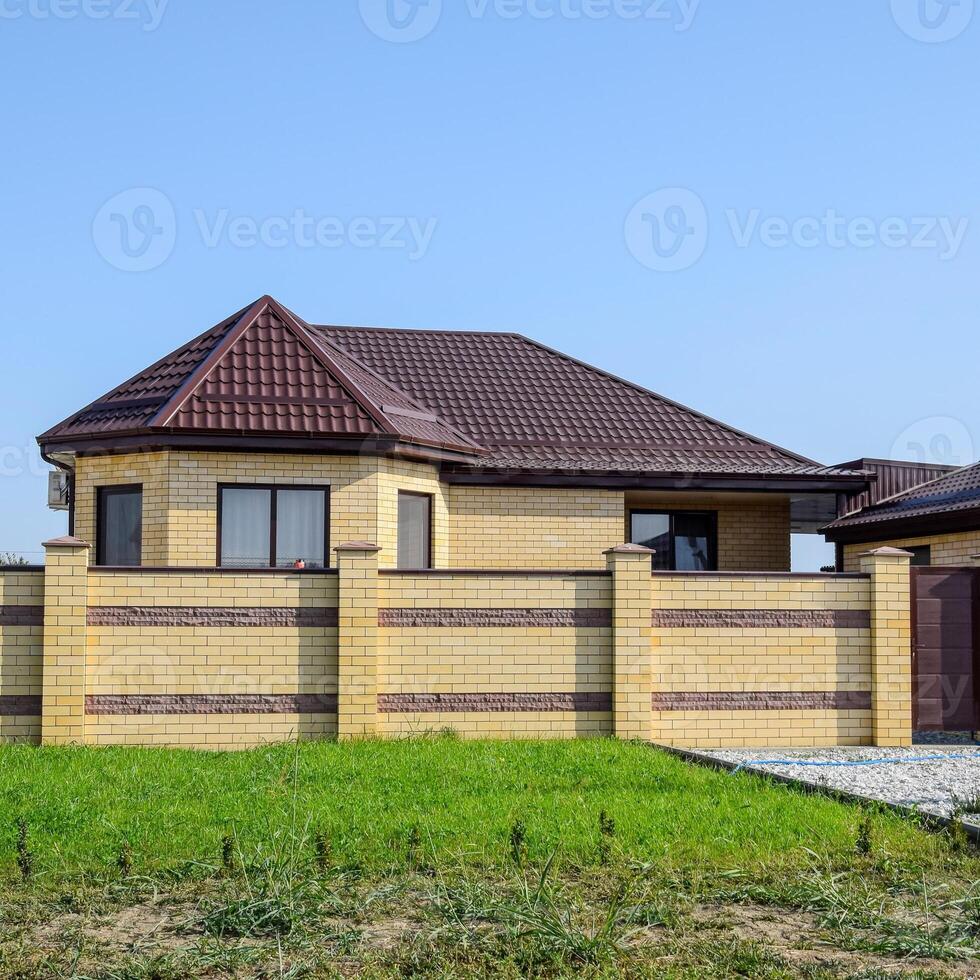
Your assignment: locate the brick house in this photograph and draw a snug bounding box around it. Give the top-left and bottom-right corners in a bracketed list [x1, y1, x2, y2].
[824, 461, 980, 571]
[38, 296, 868, 571]
[0, 296, 916, 750]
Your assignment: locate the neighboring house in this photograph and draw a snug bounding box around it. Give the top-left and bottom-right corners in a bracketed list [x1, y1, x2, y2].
[37, 295, 868, 573]
[824, 461, 980, 571]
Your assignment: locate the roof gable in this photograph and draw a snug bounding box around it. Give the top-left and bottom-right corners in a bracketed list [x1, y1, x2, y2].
[40, 297, 482, 455]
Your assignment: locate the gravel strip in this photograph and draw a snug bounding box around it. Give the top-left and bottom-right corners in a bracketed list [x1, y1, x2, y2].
[698, 745, 980, 818]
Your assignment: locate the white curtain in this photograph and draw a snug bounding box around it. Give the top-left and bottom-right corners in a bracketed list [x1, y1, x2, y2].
[221, 489, 271, 567]
[276, 490, 326, 568]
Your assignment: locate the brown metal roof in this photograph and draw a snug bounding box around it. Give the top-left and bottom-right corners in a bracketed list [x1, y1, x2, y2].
[39, 297, 481, 456]
[39, 295, 867, 485]
[319, 324, 863, 480]
[835, 458, 959, 516]
[824, 461, 980, 540]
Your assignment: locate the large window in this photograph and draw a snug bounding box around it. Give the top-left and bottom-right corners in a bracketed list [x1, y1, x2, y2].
[630, 510, 717, 571]
[218, 485, 329, 568]
[96, 485, 143, 567]
[397, 491, 432, 569]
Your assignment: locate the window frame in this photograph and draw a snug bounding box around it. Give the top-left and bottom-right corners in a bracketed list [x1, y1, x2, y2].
[216, 483, 331, 569]
[397, 490, 434, 570]
[95, 484, 144, 567]
[905, 545, 932, 567]
[629, 509, 719, 571]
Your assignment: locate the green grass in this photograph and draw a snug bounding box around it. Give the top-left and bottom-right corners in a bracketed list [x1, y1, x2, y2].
[0, 738, 940, 877]
[1, 738, 977, 977]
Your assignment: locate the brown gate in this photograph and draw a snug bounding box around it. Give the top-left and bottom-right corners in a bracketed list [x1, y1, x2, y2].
[912, 567, 979, 731]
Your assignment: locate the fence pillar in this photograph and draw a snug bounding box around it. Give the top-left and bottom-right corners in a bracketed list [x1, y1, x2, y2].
[41, 536, 90, 745]
[860, 547, 913, 747]
[335, 541, 381, 740]
[605, 544, 654, 740]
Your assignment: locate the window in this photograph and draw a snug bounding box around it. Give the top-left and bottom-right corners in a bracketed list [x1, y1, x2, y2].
[397, 491, 432, 569]
[905, 545, 932, 567]
[218, 486, 329, 568]
[630, 510, 717, 571]
[97, 485, 143, 567]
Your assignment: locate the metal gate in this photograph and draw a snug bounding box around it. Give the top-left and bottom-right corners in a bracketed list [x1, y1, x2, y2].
[912, 567, 979, 731]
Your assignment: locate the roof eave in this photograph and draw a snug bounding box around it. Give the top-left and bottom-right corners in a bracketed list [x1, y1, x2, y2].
[823, 505, 980, 544]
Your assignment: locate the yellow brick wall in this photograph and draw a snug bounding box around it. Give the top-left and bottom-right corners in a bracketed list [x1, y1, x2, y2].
[376, 459, 449, 568]
[379, 573, 612, 739]
[650, 574, 873, 748]
[73, 451, 797, 574]
[85, 571, 339, 749]
[448, 487, 625, 569]
[843, 530, 980, 571]
[0, 569, 43, 744]
[74, 452, 170, 564]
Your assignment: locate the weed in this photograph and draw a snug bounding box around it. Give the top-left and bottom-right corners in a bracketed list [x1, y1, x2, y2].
[117, 841, 133, 877]
[313, 829, 331, 871]
[15, 818, 32, 881]
[406, 826, 423, 870]
[509, 820, 527, 867]
[494, 852, 638, 965]
[856, 813, 873, 856]
[598, 810, 616, 866]
[220, 833, 234, 873]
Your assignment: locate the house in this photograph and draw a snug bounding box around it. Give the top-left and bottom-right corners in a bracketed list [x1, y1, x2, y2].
[37, 296, 869, 573]
[0, 296, 917, 751]
[824, 461, 980, 570]
[824, 463, 980, 732]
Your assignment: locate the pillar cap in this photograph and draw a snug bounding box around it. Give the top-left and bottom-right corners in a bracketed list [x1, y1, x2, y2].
[859, 546, 914, 558]
[334, 541, 381, 553]
[42, 536, 90, 549]
[604, 543, 655, 556]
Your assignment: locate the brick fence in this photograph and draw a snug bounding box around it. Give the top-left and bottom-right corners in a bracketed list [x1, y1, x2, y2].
[0, 537, 913, 750]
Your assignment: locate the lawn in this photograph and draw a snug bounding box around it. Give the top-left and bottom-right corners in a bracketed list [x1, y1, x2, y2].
[1, 738, 978, 978]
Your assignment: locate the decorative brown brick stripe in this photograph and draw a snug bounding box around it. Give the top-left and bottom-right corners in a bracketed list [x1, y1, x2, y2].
[651, 691, 872, 711]
[86, 606, 339, 628]
[0, 695, 42, 716]
[0, 606, 43, 627]
[651, 609, 871, 629]
[379, 608, 611, 628]
[85, 694, 339, 716]
[378, 692, 613, 714]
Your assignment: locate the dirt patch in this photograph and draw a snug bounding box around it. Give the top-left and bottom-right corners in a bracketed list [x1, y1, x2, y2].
[36, 901, 197, 954]
[692, 903, 976, 978]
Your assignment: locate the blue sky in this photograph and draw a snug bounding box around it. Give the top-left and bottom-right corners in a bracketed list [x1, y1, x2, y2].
[1, 0, 977, 568]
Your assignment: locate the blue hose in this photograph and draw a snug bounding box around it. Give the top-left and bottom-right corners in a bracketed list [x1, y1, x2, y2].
[730, 753, 979, 775]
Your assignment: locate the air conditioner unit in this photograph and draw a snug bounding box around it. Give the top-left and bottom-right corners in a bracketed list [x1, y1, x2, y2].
[48, 470, 70, 511]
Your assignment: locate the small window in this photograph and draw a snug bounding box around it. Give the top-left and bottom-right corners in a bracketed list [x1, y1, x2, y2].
[398, 492, 432, 569]
[905, 545, 932, 567]
[630, 510, 717, 571]
[218, 486, 329, 568]
[97, 486, 143, 567]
